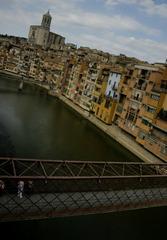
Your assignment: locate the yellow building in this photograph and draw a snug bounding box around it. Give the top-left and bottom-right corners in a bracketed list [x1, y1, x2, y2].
[93, 66, 122, 124]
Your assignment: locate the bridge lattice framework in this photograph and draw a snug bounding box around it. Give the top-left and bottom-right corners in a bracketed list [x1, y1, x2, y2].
[0, 158, 167, 222]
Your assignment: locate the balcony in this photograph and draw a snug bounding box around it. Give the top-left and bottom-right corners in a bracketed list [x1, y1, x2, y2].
[93, 90, 101, 97]
[153, 119, 167, 133]
[131, 95, 142, 102]
[142, 96, 159, 107]
[158, 109, 167, 121]
[122, 121, 139, 137]
[139, 108, 155, 120]
[144, 136, 167, 162]
[152, 86, 167, 93]
[134, 83, 147, 91]
[136, 119, 151, 132]
[102, 72, 109, 77]
[138, 73, 150, 80]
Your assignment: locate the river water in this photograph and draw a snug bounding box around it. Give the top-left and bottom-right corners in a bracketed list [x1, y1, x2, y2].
[0, 73, 140, 161]
[0, 73, 166, 239]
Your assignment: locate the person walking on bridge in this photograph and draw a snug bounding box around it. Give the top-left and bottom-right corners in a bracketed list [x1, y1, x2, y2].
[17, 181, 24, 198]
[0, 180, 5, 196]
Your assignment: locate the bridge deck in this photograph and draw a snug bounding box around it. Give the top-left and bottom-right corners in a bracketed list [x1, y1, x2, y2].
[0, 158, 167, 222]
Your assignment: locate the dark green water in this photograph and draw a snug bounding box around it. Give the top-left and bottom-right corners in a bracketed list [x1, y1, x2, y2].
[0, 73, 139, 161]
[0, 73, 166, 239]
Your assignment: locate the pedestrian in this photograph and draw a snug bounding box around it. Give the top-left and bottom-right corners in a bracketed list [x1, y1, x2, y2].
[27, 180, 33, 194]
[17, 180, 24, 198]
[0, 180, 5, 196]
[28, 180, 33, 189]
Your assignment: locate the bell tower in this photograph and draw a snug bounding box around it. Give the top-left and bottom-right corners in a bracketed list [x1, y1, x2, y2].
[41, 10, 52, 30]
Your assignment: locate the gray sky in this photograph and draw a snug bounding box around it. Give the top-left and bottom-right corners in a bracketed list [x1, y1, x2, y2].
[0, 0, 167, 63]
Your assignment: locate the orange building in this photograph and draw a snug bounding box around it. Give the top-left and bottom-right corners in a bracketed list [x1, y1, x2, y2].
[115, 64, 167, 161]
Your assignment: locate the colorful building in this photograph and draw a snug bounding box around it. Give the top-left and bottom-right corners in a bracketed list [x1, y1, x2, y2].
[93, 66, 122, 124]
[116, 64, 167, 161]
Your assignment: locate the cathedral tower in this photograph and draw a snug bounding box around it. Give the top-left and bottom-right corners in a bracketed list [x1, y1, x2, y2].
[41, 10, 52, 30]
[28, 11, 65, 49]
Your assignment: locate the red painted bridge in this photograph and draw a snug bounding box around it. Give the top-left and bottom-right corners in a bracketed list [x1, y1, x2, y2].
[0, 157, 167, 222]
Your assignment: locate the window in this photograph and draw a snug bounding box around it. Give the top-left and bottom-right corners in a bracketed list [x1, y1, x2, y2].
[161, 145, 167, 155]
[138, 131, 146, 140]
[140, 69, 149, 78]
[100, 110, 103, 118]
[142, 118, 151, 127]
[112, 82, 116, 90]
[160, 80, 167, 90]
[96, 107, 99, 115]
[145, 106, 156, 113]
[123, 76, 129, 84]
[158, 109, 167, 121]
[93, 96, 98, 102]
[95, 86, 101, 92]
[151, 94, 160, 100]
[127, 112, 135, 121]
[129, 70, 133, 75]
[105, 98, 111, 109]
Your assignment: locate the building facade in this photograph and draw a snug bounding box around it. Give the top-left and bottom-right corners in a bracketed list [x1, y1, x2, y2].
[93, 66, 122, 124]
[115, 64, 167, 161]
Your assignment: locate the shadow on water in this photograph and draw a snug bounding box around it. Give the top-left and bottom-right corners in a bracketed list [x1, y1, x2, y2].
[0, 122, 16, 157]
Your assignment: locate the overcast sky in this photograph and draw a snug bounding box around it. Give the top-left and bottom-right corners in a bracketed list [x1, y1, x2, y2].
[0, 0, 167, 63]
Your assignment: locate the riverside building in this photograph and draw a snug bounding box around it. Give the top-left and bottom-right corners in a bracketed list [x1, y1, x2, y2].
[115, 64, 167, 161]
[92, 66, 122, 124]
[0, 35, 166, 162]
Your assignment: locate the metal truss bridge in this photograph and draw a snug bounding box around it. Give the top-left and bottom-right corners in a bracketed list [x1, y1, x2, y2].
[0, 157, 167, 222]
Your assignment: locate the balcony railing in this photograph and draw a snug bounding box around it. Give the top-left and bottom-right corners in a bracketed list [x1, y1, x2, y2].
[146, 135, 167, 156]
[134, 84, 147, 91]
[131, 95, 142, 102]
[137, 73, 150, 79]
[146, 135, 166, 146]
[152, 86, 167, 93]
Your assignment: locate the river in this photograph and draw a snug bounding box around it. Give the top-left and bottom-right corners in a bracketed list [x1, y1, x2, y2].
[0, 73, 166, 239]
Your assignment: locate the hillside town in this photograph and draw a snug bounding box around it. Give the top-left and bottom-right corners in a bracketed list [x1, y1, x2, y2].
[0, 11, 166, 162]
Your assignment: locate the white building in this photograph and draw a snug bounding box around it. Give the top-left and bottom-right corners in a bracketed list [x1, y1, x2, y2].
[28, 11, 65, 49]
[105, 72, 121, 100]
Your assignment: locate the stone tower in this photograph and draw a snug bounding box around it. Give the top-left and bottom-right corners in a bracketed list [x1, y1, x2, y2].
[41, 10, 52, 30]
[28, 11, 65, 49]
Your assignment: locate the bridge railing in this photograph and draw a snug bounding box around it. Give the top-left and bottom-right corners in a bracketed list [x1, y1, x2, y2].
[0, 157, 167, 179]
[1, 178, 167, 222]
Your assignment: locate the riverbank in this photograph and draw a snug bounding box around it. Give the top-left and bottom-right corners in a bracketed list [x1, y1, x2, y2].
[0, 70, 162, 163]
[55, 94, 162, 164]
[0, 70, 50, 91]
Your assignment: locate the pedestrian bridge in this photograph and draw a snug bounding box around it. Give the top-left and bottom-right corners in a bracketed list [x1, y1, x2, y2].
[0, 157, 167, 222]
